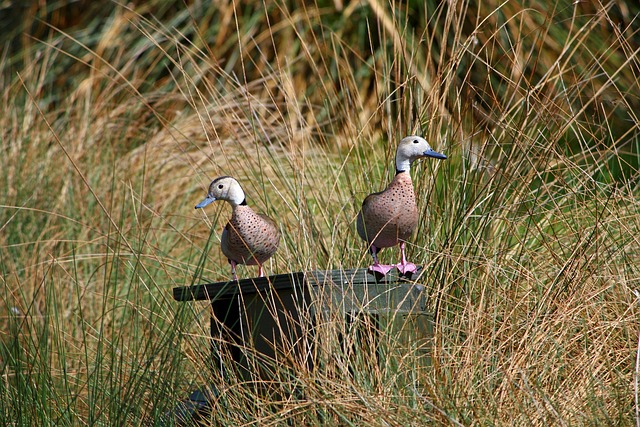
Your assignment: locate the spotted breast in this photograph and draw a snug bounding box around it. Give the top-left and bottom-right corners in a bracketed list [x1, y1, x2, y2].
[222, 206, 280, 267]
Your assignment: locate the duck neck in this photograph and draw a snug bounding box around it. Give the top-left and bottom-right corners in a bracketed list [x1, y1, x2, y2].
[231, 198, 248, 209]
[227, 184, 247, 208]
[395, 154, 412, 174]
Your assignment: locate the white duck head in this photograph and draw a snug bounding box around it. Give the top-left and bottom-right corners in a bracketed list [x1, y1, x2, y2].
[195, 176, 246, 209]
[395, 135, 447, 173]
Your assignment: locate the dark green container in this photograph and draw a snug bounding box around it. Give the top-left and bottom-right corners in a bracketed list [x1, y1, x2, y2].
[173, 268, 432, 381]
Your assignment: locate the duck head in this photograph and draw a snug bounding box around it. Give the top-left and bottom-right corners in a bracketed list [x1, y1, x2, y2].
[195, 176, 246, 209]
[395, 135, 447, 173]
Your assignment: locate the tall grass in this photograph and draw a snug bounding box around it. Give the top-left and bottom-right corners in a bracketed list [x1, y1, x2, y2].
[1, 0, 639, 425]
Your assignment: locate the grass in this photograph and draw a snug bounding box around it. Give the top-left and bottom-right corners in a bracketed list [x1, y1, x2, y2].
[1, 0, 640, 425]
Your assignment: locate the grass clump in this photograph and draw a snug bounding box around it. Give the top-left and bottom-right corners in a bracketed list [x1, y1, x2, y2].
[1, 0, 639, 425]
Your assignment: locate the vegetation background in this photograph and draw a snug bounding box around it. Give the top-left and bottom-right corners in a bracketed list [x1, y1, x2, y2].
[1, 0, 639, 425]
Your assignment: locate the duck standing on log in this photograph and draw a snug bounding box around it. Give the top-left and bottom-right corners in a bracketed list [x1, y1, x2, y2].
[357, 136, 447, 276]
[195, 176, 280, 280]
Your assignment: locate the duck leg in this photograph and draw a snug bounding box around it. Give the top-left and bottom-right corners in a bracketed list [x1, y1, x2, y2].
[396, 242, 417, 275]
[229, 259, 238, 281]
[368, 245, 394, 276]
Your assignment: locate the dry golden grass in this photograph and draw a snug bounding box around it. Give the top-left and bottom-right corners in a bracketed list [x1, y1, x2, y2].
[1, 0, 639, 425]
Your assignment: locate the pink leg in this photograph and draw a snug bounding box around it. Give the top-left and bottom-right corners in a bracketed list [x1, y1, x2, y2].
[368, 245, 394, 276]
[229, 259, 238, 281]
[396, 242, 417, 275]
[257, 264, 264, 277]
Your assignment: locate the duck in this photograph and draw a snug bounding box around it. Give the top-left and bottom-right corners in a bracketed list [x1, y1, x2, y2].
[357, 135, 447, 276]
[195, 176, 280, 280]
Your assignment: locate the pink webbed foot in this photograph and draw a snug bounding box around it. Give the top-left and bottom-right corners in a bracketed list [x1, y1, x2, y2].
[396, 261, 417, 276]
[366, 244, 395, 276]
[368, 263, 395, 276]
[396, 242, 418, 276]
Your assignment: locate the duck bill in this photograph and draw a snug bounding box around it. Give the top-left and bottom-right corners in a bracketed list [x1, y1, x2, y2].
[195, 196, 215, 209]
[423, 149, 447, 160]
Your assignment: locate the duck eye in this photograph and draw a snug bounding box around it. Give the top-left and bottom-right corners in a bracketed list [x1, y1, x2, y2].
[218, 184, 224, 189]
[413, 139, 419, 144]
